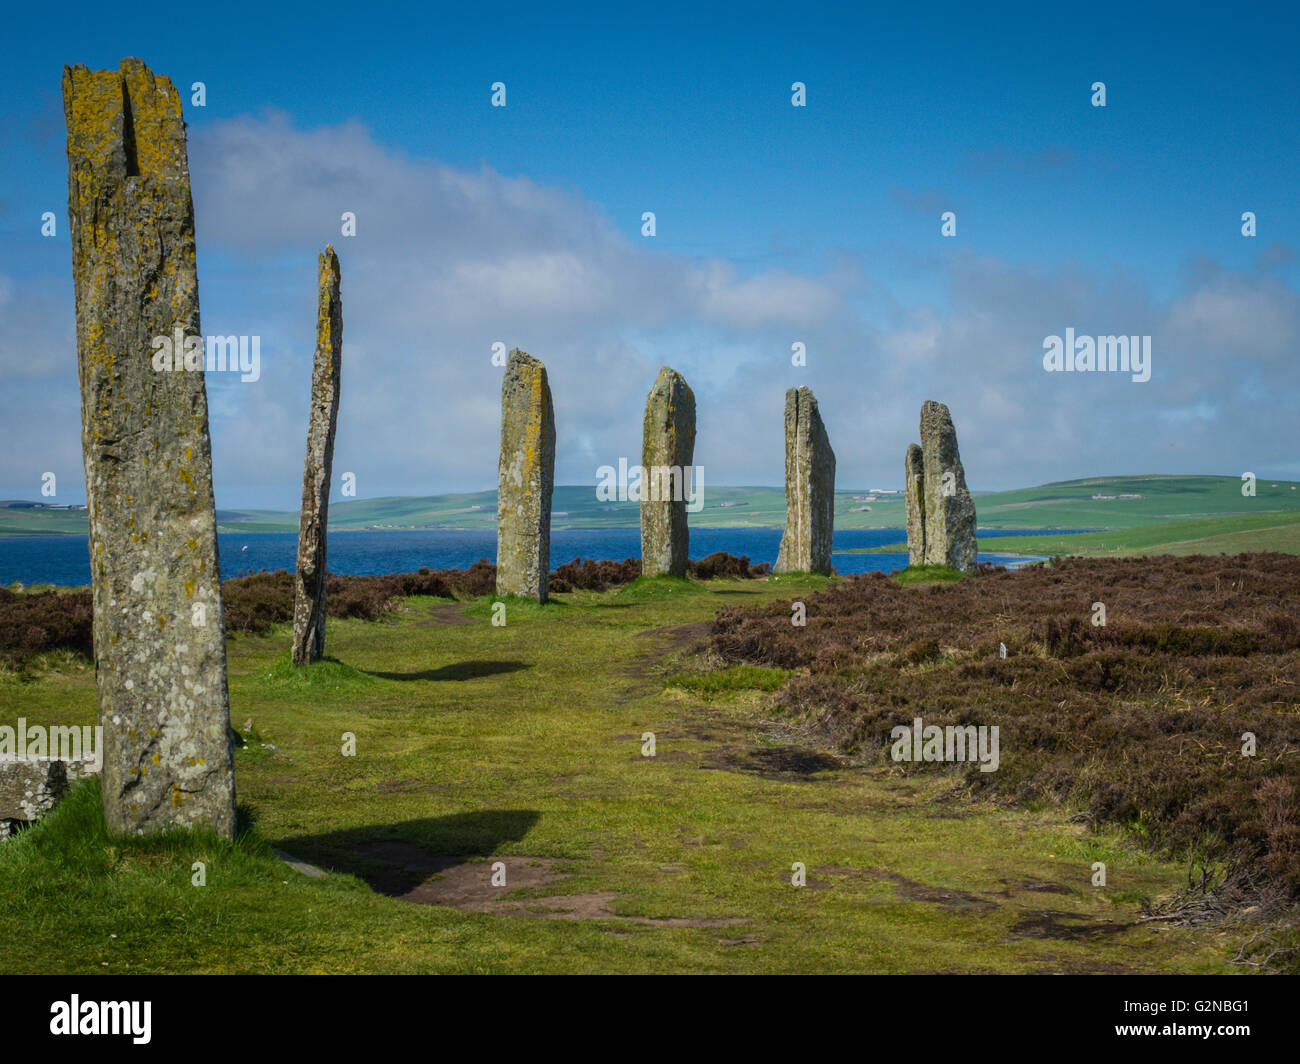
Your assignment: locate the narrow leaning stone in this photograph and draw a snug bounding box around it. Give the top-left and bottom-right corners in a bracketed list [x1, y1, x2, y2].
[496, 349, 555, 601]
[919, 400, 978, 573]
[640, 367, 696, 578]
[64, 58, 235, 838]
[904, 443, 926, 567]
[774, 387, 836, 575]
[292, 247, 343, 665]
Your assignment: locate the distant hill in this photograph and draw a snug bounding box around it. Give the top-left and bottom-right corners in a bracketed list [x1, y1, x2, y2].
[2, 474, 1296, 536]
[977, 510, 1300, 558]
[972, 474, 1300, 530]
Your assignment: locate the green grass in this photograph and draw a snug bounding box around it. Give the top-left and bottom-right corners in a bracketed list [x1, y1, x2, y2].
[670, 664, 794, 696]
[461, 593, 566, 622]
[259, 653, 378, 692]
[891, 565, 967, 585]
[976, 510, 1300, 558]
[0, 578, 1240, 973]
[614, 574, 706, 600]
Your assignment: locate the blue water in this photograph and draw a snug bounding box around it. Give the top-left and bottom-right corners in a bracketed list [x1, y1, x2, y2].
[0, 527, 1077, 587]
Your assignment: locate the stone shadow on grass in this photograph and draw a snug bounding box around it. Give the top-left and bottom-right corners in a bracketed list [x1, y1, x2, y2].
[278, 809, 542, 897]
[362, 660, 531, 682]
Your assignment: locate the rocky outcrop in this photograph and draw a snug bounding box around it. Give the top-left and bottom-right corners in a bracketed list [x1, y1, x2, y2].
[63, 59, 235, 837]
[906, 400, 978, 572]
[496, 349, 556, 601]
[292, 247, 343, 664]
[640, 367, 696, 578]
[0, 758, 100, 839]
[774, 387, 836, 575]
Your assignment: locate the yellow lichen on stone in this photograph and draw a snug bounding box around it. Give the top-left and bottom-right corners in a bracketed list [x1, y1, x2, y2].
[119, 60, 187, 181]
[64, 59, 235, 841]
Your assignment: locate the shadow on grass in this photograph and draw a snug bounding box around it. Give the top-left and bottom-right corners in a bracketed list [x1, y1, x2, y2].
[277, 809, 542, 896]
[362, 660, 530, 682]
[707, 745, 845, 780]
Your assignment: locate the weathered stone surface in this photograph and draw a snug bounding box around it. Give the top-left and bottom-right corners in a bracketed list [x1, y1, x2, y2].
[292, 247, 343, 665]
[908, 400, 978, 572]
[640, 367, 696, 578]
[0, 759, 100, 839]
[496, 349, 555, 601]
[774, 387, 836, 575]
[904, 443, 926, 567]
[63, 59, 235, 838]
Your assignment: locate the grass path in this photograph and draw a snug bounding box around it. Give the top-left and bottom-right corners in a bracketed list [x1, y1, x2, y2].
[0, 578, 1238, 973]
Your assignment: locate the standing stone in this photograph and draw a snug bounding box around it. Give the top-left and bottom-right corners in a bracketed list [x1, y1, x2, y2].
[292, 248, 343, 665]
[774, 387, 836, 575]
[496, 349, 555, 601]
[640, 367, 696, 578]
[906, 400, 978, 572]
[904, 443, 926, 567]
[64, 59, 235, 837]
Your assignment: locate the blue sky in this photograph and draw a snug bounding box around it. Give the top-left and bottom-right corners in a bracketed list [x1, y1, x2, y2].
[2, 0, 1297, 507]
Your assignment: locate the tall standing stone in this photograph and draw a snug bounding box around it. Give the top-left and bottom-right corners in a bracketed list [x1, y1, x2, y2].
[905, 400, 978, 572]
[774, 387, 836, 575]
[292, 248, 343, 664]
[640, 367, 696, 578]
[64, 59, 235, 837]
[904, 443, 926, 567]
[496, 349, 555, 601]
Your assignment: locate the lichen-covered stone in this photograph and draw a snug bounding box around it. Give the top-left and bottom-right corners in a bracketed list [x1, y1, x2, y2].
[292, 247, 343, 664]
[911, 400, 977, 572]
[63, 59, 235, 838]
[496, 349, 555, 601]
[0, 759, 99, 839]
[774, 387, 836, 575]
[640, 367, 696, 578]
[905, 443, 926, 567]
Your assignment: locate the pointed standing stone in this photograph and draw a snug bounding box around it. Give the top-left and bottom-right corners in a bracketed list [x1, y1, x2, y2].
[904, 443, 926, 567]
[905, 400, 978, 573]
[63, 59, 235, 838]
[496, 349, 555, 601]
[292, 247, 343, 664]
[774, 387, 836, 575]
[640, 367, 696, 578]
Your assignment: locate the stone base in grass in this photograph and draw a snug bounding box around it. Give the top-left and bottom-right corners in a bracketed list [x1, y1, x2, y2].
[0, 758, 99, 839]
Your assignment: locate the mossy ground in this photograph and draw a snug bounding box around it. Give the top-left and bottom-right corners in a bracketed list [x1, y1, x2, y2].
[891, 565, 967, 585]
[0, 578, 1241, 973]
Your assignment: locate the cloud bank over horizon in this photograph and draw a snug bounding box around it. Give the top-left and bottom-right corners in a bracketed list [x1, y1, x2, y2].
[2, 110, 1297, 509]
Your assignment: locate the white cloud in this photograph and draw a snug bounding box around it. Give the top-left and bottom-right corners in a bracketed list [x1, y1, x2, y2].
[1, 114, 1297, 509]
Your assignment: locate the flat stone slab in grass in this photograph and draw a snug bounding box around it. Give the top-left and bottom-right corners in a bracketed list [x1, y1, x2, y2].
[273, 848, 328, 879]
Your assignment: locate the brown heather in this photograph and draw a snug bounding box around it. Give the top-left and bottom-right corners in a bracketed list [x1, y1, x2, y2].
[708, 554, 1300, 908]
[1, 553, 767, 663]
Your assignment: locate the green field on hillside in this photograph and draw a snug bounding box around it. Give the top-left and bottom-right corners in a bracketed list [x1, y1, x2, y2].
[976, 510, 1300, 558]
[973, 474, 1300, 529]
[4, 474, 1297, 537]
